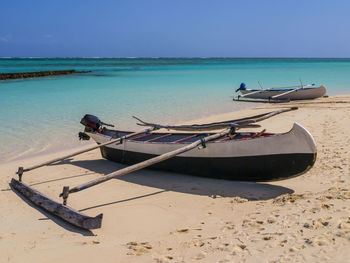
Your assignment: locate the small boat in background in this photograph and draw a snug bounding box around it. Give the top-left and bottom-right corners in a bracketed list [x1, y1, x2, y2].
[235, 82, 327, 102]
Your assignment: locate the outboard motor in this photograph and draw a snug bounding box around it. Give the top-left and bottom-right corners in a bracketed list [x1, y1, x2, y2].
[80, 114, 115, 133]
[80, 114, 103, 133]
[235, 82, 246, 93]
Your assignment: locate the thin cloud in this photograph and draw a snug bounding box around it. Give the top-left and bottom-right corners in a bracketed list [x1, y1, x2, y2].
[0, 35, 12, 42]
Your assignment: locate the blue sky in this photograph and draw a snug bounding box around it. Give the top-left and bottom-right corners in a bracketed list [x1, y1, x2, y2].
[1, 0, 349, 57]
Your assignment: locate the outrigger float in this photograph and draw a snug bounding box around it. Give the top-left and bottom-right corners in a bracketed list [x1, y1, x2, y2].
[10, 107, 317, 230]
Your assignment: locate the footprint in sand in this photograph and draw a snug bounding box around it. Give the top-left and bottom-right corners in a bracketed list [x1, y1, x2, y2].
[187, 240, 205, 248]
[126, 241, 152, 256]
[313, 235, 332, 247]
[176, 229, 189, 233]
[273, 193, 310, 205]
[267, 217, 276, 224]
[303, 217, 331, 229]
[231, 243, 247, 255]
[229, 197, 248, 203]
[192, 252, 206, 260]
[77, 240, 100, 245]
[337, 217, 350, 230]
[321, 203, 334, 210]
[153, 256, 173, 263]
[221, 222, 234, 231]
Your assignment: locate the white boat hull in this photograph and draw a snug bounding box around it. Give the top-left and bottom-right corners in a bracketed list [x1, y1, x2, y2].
[240, 85, 326, 100]
[86, 123, 317, 181]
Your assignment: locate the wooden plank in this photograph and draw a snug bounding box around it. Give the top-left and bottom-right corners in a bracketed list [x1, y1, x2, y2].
[10, 178, 102, 229]
[146, 133, 172, 142]
[172, 134, 198, 143]
[128, 132, 152, 141]
[237, 107, 298, 124]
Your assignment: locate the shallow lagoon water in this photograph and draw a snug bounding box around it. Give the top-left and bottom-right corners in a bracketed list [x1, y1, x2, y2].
[0, 58, 349, 161]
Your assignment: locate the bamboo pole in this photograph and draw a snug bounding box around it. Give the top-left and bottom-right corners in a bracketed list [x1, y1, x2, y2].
[236, 107, 298, 124]
[62, 128, 232, 199]
[133, 116, 261, 131]
[134, 107, 297, 131]
[19, 127, 156, 175]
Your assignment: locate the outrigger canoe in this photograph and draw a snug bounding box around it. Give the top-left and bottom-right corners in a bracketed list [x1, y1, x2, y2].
[80, 114, 316, 182]
[10, 107, 317, 229]
[235, 82, 326, 101]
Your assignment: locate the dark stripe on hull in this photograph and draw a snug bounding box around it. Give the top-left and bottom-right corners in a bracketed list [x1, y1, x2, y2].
[100, 147, 316, 181]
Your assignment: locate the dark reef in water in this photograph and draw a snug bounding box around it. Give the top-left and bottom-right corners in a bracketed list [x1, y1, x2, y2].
[0, 70, 91, 80]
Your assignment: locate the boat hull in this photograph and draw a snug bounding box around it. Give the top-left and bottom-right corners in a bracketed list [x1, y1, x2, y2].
[87, 123, 317, 181]
[100, 147, 315, 181]
[240, 85, 326, 100]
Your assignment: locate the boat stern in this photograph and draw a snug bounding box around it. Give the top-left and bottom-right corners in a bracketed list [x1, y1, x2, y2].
[291, 122, 317, 154]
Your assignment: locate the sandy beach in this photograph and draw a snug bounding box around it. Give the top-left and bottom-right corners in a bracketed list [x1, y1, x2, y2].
[0, 95, 349, 263]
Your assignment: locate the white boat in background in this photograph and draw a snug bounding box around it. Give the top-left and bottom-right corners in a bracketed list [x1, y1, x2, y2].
[235, 82, 327, 101]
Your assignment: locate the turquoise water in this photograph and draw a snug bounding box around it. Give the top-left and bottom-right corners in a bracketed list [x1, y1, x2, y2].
[0, 58, 349, 161]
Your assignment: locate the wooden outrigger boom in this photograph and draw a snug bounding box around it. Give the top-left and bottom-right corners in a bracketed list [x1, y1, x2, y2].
[15, 127, 157, 181]
[10, 107, 298, 230]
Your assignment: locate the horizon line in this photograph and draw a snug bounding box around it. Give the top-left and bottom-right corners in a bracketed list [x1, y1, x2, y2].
[1, 56, 350, 59]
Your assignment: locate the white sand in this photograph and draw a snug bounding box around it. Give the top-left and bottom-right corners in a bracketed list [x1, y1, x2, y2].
[0, 95, 349, 263]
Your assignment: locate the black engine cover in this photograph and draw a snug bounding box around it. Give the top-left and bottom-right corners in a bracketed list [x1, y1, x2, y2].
[80, 114, 102, 132]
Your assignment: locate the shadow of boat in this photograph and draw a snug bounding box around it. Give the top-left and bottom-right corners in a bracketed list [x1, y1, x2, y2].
[13, 157, 295, 232]
[51, 158, 294, 202]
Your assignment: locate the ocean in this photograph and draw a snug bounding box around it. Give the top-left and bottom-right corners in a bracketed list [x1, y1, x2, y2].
[0, 58, 349, 161]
